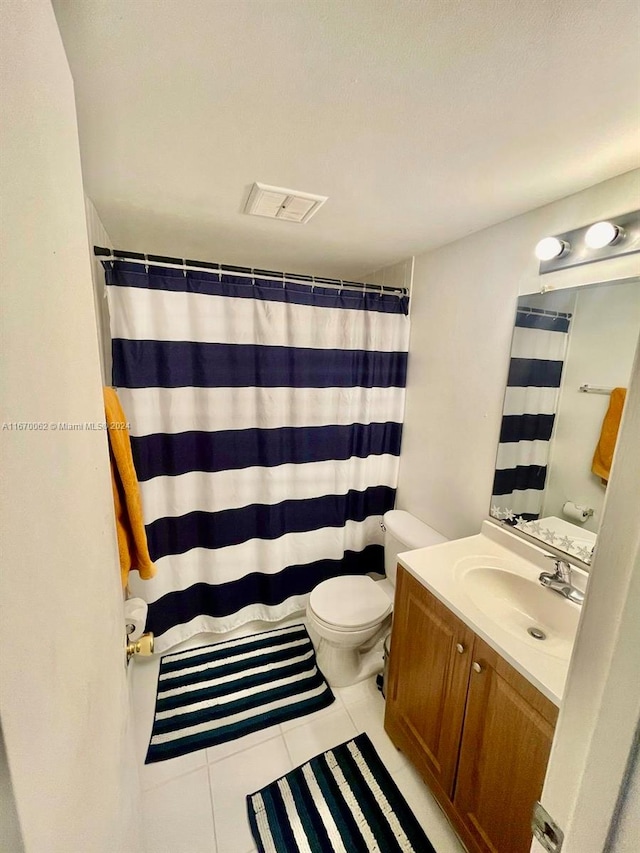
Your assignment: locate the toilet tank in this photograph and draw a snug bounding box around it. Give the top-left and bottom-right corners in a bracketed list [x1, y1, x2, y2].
[383, 510, 448, 586]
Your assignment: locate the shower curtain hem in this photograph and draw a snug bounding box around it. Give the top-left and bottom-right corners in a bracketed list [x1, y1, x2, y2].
[151, 597, 310, 654]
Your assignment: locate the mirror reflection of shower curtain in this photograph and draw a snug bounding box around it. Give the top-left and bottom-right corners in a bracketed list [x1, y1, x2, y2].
[105, 261, 409, 652]
[491, 307, 571, 523]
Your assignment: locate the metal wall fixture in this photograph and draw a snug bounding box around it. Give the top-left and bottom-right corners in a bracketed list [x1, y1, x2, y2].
[578, 384, 615, 395]
[534, 209, 640, 274]
[126, 631, 154, 664]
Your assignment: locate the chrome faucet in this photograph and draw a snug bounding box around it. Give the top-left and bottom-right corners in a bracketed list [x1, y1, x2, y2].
[539, 556, 585, 605]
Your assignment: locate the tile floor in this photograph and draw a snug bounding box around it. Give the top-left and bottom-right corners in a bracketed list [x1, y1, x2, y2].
[132, 616, 466, 853]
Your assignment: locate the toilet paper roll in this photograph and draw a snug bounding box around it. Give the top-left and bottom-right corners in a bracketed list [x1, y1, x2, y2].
[562, 501, 593, 524]
[124, 597, 148, 641]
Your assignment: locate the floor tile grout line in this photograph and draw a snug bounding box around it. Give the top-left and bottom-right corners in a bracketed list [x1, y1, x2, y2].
[279, 729, 296, 770]
[140, 709, 344, 790]
[282, 704, 358, 743]
[139, 700, 383, 791]
[205, 755, 219, 853]
[343, 699, 364, 732]
[206, 728, 283, 767]
[141, 759, 209, 793]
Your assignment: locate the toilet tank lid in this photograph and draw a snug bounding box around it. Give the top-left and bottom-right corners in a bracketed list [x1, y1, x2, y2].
[383, 510, 448, 549]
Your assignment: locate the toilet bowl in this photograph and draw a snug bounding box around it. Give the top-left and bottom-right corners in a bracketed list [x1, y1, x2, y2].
[306, 510, 448, 687]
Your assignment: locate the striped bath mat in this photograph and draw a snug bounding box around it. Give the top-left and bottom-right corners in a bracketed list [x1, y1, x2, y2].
[247, 733, 436, 853]
[145, 623, 334, 763]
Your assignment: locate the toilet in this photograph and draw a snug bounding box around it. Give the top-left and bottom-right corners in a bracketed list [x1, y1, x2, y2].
[306, 510, 448, 687]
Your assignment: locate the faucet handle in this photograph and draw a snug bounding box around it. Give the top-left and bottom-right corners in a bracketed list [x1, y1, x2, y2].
[543, 554, 572, 580]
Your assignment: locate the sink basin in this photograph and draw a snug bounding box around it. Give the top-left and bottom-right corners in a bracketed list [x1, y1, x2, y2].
[455, 555, 580, 659]
[397, 523, 587, 702]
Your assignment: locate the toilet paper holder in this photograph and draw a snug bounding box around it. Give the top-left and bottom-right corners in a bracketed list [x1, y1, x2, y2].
[123, 596, 152, 663]
[562, 501, 594, 523]
[123, 596, 148, 640]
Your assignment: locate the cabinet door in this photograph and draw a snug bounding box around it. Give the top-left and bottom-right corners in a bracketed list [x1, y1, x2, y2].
[384, 566, 474, 797]
[454, 636, 559, 853]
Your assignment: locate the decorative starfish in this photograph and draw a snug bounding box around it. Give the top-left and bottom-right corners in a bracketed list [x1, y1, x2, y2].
[490, 505, 503, 519]
[575, 545, 592, 562]
[541, 528, 558, 543]
[503, 509, 516, 521]
[528, 521, 542, 536]
[558, 535, 574, 551]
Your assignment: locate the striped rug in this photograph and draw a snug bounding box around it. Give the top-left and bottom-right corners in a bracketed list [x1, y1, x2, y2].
[145, 624, 334, 763]
[247, 733, 436, 853]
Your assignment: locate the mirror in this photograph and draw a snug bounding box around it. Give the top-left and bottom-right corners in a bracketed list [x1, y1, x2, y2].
[490, 278, 640, 567]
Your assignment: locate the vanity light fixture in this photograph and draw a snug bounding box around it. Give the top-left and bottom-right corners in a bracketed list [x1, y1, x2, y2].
[536, 208, 640, 275]
[534, 236, 569, 261]
[584, 220, 622, 249]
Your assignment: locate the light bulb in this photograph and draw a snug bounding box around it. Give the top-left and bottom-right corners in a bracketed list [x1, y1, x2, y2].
[535, 236, 567, 261]
[584, 221, 620, 249]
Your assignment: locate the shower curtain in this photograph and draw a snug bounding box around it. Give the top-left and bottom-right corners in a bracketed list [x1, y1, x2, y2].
[491, 306, 571, 522]
[105, 261, 410, 651]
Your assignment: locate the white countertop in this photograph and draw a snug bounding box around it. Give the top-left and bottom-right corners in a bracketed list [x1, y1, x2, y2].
[397, 520, 585, 706]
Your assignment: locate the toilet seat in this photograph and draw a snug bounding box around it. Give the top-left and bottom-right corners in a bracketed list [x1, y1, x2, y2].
[308, 575, 392, 631]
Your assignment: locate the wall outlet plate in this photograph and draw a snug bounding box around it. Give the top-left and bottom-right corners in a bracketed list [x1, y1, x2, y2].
[532, 801, 564, 852]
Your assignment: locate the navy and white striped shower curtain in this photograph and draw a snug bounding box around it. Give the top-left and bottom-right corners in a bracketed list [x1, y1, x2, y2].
[106, 261, 409, 651]
[491, 306, 571, 522]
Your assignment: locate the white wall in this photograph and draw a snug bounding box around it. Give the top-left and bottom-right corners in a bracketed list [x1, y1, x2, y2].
[365, 257, 414, 291]
[0, 2, 142, 850]
[85, 196, 113, 384]
[543, 280, 640, 531]
[397, 169, 640, 539]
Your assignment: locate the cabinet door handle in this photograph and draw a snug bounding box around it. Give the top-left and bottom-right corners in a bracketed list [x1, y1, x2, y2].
[456, 643, 465, 654]
[472, 661, 483, 673]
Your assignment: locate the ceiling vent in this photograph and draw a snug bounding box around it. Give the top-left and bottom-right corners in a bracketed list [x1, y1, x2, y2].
[244, 182, 328, 224]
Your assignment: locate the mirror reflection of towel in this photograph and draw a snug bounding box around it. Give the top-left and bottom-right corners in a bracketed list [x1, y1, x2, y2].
[591, 387, 627, 484]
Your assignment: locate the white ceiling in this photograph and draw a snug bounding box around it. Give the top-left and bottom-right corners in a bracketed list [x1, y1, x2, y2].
[53, 0, 640, 278]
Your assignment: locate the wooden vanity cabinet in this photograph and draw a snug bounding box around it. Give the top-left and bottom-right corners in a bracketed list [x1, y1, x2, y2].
[454, 635, 558, 853]
[384, 565, 474, 798]
[385, 566, 559, 853]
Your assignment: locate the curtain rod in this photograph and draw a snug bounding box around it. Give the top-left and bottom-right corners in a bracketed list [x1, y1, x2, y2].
[93, 247, 408, 296]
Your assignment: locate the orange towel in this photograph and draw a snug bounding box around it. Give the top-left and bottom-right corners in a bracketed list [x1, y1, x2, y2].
[104, 387, 156, 587]
[591, 387, 627, 484]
